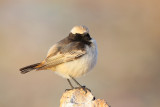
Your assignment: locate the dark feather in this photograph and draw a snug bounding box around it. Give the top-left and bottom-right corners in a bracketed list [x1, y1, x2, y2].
[20, 63, 40, 74]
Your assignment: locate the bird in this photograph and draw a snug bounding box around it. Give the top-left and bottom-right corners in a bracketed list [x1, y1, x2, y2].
[20, 25, 98, 90]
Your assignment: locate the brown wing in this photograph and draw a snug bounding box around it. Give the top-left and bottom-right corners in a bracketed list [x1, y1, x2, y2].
[37, 42, 86, 70]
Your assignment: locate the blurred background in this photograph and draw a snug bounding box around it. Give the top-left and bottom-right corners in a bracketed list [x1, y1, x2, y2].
[0, 0, 160, 107]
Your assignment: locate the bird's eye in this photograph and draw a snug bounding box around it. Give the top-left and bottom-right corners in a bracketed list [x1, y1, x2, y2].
[84, 34, 91, 40]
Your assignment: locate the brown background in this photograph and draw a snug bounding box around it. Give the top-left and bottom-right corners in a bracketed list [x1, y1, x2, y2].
[0, 0, 160, 107]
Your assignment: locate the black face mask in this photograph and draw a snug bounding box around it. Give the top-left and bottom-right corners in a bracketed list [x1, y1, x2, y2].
[68, 33, 92, 45]
[82, 33, 92, 41]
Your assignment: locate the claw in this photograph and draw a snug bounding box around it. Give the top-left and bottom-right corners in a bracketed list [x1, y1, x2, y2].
[81, 86, 91, 93]
[65, 88, 73, 92]
[74, 86, 91, 93]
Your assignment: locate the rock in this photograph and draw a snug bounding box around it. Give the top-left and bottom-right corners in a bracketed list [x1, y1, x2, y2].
[60, 88, 110, 107]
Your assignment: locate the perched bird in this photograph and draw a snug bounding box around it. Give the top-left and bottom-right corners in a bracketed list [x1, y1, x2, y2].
[20, 25, 98, 89]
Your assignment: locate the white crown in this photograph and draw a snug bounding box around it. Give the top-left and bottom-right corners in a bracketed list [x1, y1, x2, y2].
[71, 25, 89, 34]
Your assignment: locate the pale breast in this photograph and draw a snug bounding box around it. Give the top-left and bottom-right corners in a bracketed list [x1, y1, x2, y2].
[55, 39, 97, 79]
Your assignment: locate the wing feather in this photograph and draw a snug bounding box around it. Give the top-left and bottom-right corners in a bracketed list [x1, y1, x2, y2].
[38, 42, 86, 70]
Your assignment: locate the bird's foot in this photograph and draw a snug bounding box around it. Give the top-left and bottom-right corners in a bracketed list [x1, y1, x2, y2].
[65, 86, 91, 93]
[75, 86, 91, 93]
[65, 88, 74, 92]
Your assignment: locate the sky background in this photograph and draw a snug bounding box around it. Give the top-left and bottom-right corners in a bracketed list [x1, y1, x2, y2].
[0, 0, 160, 107]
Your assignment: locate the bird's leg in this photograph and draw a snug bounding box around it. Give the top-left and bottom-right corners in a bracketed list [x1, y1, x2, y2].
[65, 79, 74, 91]
[67, 79, 74, 89]
[70, 76, 91, 93]
[70, 77, 82, 87]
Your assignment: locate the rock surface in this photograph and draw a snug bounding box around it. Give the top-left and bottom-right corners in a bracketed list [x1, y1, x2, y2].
[60, 88, 110, 107]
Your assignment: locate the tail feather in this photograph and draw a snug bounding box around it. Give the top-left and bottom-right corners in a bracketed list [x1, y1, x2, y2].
[20, 63, 41, 74]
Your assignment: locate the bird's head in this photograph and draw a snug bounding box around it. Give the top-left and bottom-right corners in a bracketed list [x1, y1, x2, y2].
[69, 25, 92, 42]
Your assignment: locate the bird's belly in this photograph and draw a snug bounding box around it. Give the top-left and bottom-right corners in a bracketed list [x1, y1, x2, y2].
[55, 46, 97, 79]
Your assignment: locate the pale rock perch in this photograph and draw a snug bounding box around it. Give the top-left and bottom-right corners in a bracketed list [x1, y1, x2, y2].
[60, 88, 110, 107]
